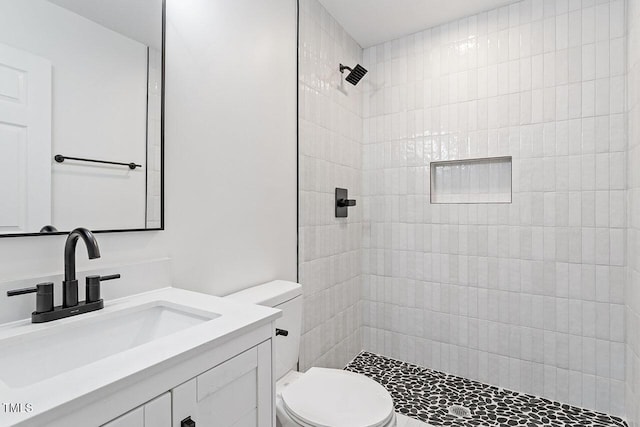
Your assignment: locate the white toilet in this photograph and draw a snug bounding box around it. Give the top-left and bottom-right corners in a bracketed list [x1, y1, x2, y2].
[227, 280, 396, 427]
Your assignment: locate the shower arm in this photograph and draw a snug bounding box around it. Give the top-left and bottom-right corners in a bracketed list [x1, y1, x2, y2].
[339, 64, 353, 73]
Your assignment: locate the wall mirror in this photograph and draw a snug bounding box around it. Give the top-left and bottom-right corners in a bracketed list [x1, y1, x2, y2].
[0, 0, 164, 237]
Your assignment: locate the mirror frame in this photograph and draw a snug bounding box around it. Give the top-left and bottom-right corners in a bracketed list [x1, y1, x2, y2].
[0, 0, 166, 238]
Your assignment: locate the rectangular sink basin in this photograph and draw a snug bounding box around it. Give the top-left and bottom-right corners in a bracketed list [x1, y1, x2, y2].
[0, 302, 219, 388]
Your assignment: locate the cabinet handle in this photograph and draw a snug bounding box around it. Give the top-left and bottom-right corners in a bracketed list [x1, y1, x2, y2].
[181, 416, 196, 427]
[276, 328, 289, 337]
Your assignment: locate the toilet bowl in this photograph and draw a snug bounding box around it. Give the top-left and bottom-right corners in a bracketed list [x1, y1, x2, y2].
[276, 369, 396, 427]
[227, 281, 396, 427]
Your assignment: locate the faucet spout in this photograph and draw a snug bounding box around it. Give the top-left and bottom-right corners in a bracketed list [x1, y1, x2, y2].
[63, 228, 100, 307]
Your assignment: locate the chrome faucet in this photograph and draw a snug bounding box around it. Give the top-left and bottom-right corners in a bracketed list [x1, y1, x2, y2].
[63, 227, 101, 307]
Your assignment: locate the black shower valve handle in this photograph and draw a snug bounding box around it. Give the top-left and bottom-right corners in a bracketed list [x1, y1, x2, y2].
[337, 198, 356, 207]
[335, 188, 356, 218]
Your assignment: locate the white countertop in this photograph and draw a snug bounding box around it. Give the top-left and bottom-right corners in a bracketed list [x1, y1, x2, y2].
[0, 287, 280, 426]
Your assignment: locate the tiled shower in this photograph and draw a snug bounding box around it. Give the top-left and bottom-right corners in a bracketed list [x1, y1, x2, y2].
[299, 0, 640, 424]
[361, 0, 626, 415]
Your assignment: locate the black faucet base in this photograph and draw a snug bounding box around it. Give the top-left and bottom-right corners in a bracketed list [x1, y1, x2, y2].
[62, 279, 79, 307]
[31, 299, 104, 323]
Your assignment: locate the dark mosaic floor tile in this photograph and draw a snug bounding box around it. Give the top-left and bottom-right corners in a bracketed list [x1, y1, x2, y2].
[344, 351, 628, 427]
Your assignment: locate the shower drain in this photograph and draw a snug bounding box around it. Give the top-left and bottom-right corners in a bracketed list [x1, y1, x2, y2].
[448, 405, 472, 418]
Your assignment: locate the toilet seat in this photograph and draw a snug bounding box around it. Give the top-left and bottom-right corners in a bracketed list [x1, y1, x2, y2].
[280, 367, 395, 427]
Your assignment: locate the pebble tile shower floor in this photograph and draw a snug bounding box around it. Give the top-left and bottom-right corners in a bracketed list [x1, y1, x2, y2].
[344, 352, 628, 427]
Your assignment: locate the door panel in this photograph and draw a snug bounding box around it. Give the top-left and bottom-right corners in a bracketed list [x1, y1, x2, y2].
[0, 42, 51, 233]
[0, 62, 25, 103]
[0, 123, 23, 226]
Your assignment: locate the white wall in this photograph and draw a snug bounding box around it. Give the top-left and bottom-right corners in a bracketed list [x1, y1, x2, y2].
[298, 0, 364, 370]
[0, 0, 297, 311]
[360, 0, 626, 417]
[0, 0, 148, 232]
[163, 0, 298, 295]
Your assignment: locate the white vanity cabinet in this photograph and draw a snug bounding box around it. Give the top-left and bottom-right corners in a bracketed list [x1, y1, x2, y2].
[172, 341, 273, 427]
[100, 341, 273, 427]
[3, 289, 280, 427]
[102, 393, 171, 427]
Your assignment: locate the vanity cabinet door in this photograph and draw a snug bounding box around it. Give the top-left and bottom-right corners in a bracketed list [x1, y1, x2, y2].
[172, 341, 273, 427]
[102, 407, 144, 427]
[101, 392, 171, 427]
[144, 392, 172, 427]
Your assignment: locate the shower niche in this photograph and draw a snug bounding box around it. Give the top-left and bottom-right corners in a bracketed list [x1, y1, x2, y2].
[430, 156, 512, 204]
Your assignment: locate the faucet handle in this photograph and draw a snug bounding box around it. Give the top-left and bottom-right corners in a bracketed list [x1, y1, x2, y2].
[85, 274, 121, 303]
[7, 286, 38, 296]
[7, 283, 54, 314]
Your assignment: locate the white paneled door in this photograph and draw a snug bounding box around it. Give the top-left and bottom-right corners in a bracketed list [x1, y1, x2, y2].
[0, 42, 51, 233]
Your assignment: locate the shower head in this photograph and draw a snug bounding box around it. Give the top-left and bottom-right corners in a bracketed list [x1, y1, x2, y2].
[340, 63, 368, 86]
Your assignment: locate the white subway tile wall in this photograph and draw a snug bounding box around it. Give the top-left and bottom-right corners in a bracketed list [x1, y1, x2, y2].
[627, 0, 640, 425]
[360, 0, 626, 417]
[298, 0, 364, 370]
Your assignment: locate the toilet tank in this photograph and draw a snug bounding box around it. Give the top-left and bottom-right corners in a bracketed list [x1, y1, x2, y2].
[226, 280, 302, 381]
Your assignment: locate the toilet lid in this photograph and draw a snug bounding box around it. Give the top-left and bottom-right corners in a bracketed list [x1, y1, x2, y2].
[281, 368, 395, 427]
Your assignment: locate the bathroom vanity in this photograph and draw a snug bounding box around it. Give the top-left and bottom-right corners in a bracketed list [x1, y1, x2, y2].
[0, 288, 280, 427]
